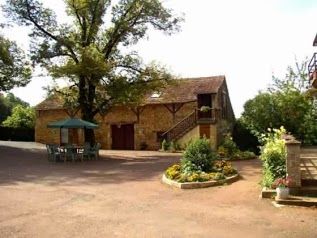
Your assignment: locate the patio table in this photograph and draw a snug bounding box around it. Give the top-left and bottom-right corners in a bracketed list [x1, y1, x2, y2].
[58, 145, 84, 162]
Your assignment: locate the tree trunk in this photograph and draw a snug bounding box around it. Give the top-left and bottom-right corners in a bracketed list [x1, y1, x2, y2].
[82, 110, 96, 146]
[84, 128, 95, 146]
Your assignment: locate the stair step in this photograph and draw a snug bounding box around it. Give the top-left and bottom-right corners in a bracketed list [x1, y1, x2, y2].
[300, 186, 317, 197]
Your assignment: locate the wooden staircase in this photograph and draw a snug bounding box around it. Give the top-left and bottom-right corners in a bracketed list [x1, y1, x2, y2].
[300, 147, 317, 196]
[162, 110, 197, 142]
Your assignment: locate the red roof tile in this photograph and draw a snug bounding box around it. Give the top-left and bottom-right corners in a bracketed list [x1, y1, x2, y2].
[35, 76, 225, 109]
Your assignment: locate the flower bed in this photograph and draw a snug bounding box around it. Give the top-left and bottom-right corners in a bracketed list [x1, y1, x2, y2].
[162, 137, 239, 189]
[162, 173, 239, 189]
[163, 160, 239, 189]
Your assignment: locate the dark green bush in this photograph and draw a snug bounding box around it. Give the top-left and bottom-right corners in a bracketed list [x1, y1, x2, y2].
[170, 139, 181, 151]
[161, 139, 169, 151]
[0, 126, 34, 141]
[181, 137, 216, 172]
[232, 119, 260, 155]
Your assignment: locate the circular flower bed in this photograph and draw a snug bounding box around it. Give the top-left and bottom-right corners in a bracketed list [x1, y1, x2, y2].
[163, 160, 238, 185]
[162, 137, 239, 189]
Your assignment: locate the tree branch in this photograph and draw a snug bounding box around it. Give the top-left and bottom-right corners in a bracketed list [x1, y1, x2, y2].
[25, 2, 79, 63]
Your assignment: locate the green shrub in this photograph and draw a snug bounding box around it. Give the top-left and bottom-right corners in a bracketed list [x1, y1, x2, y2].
[213, 172, 226, 180]
[232, 119, 260, 154]
[260, 127, 287, 188]
[170, 139, 181, 151]
[200, 106, 211, 112]
[181, 137, 216, 172]
[219, 134, 238, 158]
[232, 150, 256, 159]
[161, 139, 169, 151]
[181, 161, 202, 175]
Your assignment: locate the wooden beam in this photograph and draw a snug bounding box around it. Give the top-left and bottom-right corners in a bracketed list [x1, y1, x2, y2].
[130, 106, 145, 123]
[163, 103, 184, 124]
[64, 108, 79, 118]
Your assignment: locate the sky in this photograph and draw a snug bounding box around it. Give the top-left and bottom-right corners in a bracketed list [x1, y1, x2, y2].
[1, 0, 317, 117]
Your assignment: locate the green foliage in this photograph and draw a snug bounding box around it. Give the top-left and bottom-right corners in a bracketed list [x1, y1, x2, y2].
[170, 139, 181, 151]
[218, 134, 238, 158]
[0, 33, 32, 92]
[259, 126, 287, 188]
[0, 126, 34, 141]
[3, 0, 184, 143]
[165, 159, 237, 183]
[200, 106, 211, 112]
[240, 60, 317, 144]
[0, 93, 29, 123]
[161, 139, 169, 151]
[181, 137, 216, 172]
[212, 160, 237, 176]
[232, 119, 259, 154]
[2, 105, 35, 128]
[181, 161, 202, 175]
[233, 150, 256, 159]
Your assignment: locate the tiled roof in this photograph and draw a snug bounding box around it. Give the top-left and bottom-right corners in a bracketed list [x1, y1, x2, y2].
[35, 94, 65, 110]
[146, 75, 225, 104]
[35, 75, 225, 109]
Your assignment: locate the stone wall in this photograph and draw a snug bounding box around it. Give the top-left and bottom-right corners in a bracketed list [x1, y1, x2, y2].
[36, 92, 234, 150]
[286, 140, 301, 195]
[36, 102, 197, 150]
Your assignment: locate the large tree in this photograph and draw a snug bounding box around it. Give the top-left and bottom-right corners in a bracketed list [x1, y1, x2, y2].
[2, 0, 183, 143]
[0, 92, 29, 123]
[2, 104, 35, 128]
[0, 33, 32, 91]
[240, 60, 317, 144]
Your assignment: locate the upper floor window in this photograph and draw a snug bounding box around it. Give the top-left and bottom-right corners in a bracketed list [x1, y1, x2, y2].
[150, 92, 162, 98]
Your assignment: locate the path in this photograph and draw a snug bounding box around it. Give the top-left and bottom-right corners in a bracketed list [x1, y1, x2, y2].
[0, 141, 316, 238]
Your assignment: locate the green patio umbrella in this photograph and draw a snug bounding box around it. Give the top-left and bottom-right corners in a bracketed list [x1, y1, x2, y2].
[47, 118, 99, 129]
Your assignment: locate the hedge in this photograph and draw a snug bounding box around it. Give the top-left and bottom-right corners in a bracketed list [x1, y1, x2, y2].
[0, 126, 34, 141]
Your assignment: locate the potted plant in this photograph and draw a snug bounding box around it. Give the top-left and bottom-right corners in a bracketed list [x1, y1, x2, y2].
[199, 106, 211, 113]
[273, 177, 291, 199]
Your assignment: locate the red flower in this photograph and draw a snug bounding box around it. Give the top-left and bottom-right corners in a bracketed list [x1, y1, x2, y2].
[273, 177, 291, 188]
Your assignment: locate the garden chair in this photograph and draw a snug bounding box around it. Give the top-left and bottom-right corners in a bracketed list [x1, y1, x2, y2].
[62, 144, 76, 163]
[77, 144, 91, 161]
[89, 143, 101, 160]
[46, 144, 61, 162]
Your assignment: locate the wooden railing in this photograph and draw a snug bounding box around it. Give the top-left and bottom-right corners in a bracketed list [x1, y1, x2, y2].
[308, 53, 317, 83]
[162, 109, 197, 141]
[197, 108, 220, 122]
[301, 156, 317, 180]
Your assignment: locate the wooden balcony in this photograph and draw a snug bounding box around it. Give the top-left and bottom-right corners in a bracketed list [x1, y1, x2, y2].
[197, 108, 221, 124]
[308, 53, 317, 88]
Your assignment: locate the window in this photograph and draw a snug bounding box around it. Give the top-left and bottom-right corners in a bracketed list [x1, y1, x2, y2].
[150, 92, 162, 98]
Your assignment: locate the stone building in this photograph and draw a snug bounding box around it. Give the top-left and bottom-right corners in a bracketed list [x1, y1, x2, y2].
[35, 76, 235, 150]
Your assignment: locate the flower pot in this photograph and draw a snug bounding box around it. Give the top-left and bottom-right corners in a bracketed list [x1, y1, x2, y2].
[276, 187, 289, 199]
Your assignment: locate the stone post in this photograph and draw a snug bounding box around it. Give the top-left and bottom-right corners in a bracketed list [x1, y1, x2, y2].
[285, 139, 301, 195]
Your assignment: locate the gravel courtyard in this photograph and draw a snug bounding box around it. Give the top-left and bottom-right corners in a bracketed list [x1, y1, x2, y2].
[0, 141, 316, 238]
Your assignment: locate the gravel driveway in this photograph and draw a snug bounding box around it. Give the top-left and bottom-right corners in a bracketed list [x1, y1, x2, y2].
[0, 141, 316, 238]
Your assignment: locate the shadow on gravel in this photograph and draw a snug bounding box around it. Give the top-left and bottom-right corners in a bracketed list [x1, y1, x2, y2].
[0, 145, 179, 186]
[230, 159, 263, 179]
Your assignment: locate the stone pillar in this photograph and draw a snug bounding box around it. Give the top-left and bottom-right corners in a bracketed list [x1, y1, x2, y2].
[285, 139, 301, 195]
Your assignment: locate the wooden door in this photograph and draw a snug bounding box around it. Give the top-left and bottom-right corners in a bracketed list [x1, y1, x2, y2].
[197, 94, 212, 119]
[199, 125, 210, 139]
[111, 124, 134, 150]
